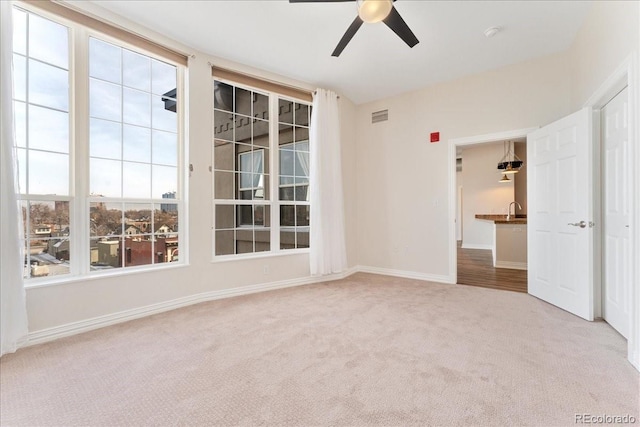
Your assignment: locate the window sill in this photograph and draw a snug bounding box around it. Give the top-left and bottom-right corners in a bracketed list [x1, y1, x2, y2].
[211, 248, 310, 263]
[24, 262, 189, 290]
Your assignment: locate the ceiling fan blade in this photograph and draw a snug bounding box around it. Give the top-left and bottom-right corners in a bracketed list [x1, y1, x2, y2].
[332, 16, 363, 57]
[289, 0, 354, 2]
[383, 6, 419, 48]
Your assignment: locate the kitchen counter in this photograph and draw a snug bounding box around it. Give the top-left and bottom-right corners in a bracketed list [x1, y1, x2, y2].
[472, 215, 528, 270]
[475, 214, 527, 224]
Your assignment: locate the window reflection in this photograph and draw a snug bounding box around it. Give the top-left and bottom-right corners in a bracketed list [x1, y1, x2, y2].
[213, 81, 310, 256]
[278, 98, 310, 250]
[214, 81, 272, 255]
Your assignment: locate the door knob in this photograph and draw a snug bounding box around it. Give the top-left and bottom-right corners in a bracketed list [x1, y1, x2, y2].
[568, 221, 587, 228]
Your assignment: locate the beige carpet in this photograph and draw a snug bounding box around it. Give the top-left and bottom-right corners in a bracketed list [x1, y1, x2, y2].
[1, 273, 638, 426]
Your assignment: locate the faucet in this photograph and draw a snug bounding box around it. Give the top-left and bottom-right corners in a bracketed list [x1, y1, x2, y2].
[507, 201, 522, 221]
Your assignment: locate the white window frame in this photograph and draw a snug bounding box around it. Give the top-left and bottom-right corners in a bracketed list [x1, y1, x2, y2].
[14, 3, 188, 288]
[211, 78, 311, 261]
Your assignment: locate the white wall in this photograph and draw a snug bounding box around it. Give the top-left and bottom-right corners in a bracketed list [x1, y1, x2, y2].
[513, 142, 527, 214]
[340, 97, 359, 268]
[23, 2, 358, 333]
[461, 143, 514, 249]
[569, 1, 640, 109]
[355, 53, 572, 279]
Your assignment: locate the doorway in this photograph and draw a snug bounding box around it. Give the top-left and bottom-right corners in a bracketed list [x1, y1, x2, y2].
[449, 129, 536, 293]
[447, 59, 638, 370]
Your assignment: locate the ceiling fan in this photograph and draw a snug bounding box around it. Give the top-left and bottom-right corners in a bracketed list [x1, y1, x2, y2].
[289, 0, 419, 57]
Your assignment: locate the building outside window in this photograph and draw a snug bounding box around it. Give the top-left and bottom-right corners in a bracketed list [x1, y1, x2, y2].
[88, 36, 180, 269]
[13, 7, 71, 278]
[213, 80, 311, 257]
[12, 4, 186, 282]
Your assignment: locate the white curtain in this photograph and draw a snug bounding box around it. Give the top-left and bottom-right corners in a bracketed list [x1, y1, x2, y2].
[0, 0, 29, 356]
[309, 89, 347, 275]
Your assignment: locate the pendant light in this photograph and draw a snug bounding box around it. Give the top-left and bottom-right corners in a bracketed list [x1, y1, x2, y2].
[499, 174, 511, 183]
[497, 140, 523, 174]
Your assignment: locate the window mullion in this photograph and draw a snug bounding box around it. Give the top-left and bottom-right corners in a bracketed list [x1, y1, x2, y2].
[269, 94, 280, 252]
[73, 26, 90, 277]
[177, 66, 188, 265]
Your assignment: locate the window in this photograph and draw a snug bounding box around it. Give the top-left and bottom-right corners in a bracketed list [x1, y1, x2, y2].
[212, 80, 311, 257]
[88, 37, 179, 269]
[13, 7, 72, 279]
[213, 81, 271, 256]
[277, 99, 310, 250]
[12, 4, 185, 282]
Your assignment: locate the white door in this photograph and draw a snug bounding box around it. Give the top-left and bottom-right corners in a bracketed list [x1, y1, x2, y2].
[527, 108, 594, 321]
[602, 87, 630, 338]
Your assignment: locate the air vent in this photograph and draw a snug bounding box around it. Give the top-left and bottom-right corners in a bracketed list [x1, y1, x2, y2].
[371, 109, 388, 124]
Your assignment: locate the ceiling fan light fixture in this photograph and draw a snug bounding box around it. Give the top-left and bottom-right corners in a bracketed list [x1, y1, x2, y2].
[357, 0, 393, 23]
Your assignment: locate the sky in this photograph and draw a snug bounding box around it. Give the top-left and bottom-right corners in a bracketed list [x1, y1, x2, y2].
[13, 8, 179, 200]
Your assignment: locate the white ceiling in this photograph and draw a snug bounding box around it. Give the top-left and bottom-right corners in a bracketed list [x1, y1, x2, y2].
[88, 0, 592, 105]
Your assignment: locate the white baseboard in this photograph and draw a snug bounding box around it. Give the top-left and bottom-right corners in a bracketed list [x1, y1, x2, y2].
[26, 267, 358, 347]
[26, 265, 458, 347]
[22, 263, 639, 376]
[494, 261, 528, 270]
[461, 243, 493, 251]
[357, 265, 454, 285]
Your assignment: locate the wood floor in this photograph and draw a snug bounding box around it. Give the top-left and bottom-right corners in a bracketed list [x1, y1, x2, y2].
[457, 241, 528, 293]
